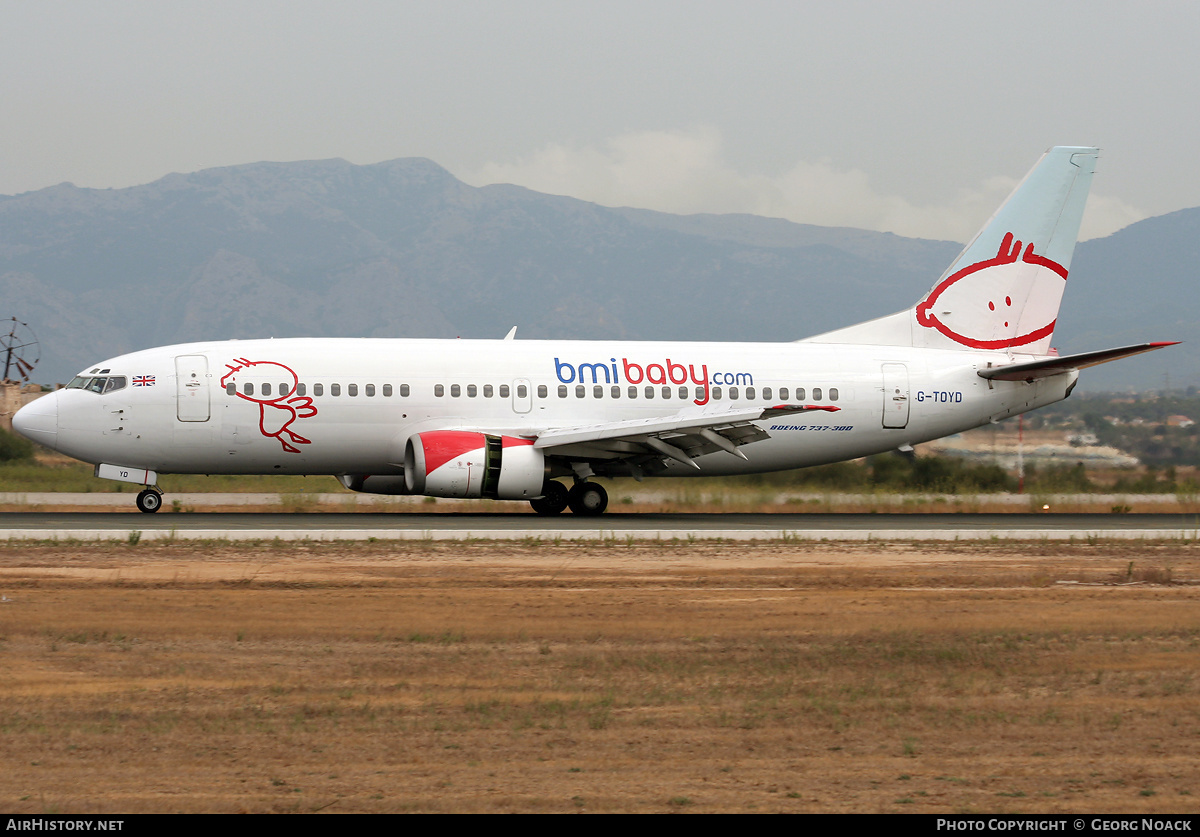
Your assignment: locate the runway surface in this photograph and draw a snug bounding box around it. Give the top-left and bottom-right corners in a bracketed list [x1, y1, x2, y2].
[1, 512, 1198, 541]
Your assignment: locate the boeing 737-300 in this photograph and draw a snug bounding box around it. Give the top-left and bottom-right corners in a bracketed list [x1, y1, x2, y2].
[11, 147, 1177, 515]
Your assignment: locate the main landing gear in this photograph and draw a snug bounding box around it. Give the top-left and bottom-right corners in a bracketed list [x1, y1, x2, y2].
[528, 480, 609, 516]
[529, 480, 569, 515]
[135, 487, 163, 514]
[568, 481, 608, 515]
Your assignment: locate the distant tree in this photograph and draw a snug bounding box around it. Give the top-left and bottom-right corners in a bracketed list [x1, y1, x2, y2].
[1028, 462, 1093, 493]
[0, 428, 34, 462]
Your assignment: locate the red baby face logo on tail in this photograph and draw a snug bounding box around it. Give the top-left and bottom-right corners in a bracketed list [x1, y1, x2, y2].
[915, 232, 1068, 350]
[220, 358, 318, 453]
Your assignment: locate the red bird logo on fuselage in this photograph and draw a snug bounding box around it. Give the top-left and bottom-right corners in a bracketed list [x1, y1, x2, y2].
[220, 358, 318, 453]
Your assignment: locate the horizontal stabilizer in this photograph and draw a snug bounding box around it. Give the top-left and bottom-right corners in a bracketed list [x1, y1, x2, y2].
[978, 342, 1179, 382]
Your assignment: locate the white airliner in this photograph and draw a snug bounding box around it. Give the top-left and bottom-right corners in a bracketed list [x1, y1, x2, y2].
[12, 147, 1175, 515]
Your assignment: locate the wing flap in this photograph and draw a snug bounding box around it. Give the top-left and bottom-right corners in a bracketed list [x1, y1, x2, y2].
[534, 403, 839, 468]
[533, 404, 838, 449]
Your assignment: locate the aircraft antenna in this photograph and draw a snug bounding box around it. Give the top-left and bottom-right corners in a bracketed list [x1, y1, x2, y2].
[0, 317, 40, 384]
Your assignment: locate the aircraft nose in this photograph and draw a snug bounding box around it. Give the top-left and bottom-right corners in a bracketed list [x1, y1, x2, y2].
[11, 391, 58, 449]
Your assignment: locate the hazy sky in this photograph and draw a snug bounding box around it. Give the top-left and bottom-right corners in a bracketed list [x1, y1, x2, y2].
[4, 0, 1199, 241]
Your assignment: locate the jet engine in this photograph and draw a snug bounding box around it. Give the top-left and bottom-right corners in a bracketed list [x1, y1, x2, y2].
[404, 431, 544, 499]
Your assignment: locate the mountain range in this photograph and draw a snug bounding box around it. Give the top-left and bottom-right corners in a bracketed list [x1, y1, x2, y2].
[0, 157, 1193, 391]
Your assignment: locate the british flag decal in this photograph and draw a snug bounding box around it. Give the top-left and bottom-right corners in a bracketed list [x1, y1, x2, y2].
[132, 375, 155, 387]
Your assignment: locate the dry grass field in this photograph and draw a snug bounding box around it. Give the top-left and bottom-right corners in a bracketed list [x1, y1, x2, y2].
[1, 538, 1198, 813]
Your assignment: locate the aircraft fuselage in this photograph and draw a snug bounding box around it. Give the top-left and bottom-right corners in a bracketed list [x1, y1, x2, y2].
[23, 336, 1073, 478]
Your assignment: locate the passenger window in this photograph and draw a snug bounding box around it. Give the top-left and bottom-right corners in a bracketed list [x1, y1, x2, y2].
[297, 383, 307, 396]
[695, 386, 704, 400]
[662, 386, 671, 399]
[746, 387, 755, 400]
[314, 383, 324, 396]
[366, 384, 375, 397]
[644, 386, 654, 399]
[517, 384, 528, 398]
[729, 387, 739, 400]
[813, 388, 822, 401]
[331, 383, 341, 396]
[762, 387, 772, 400]
[779, 387, 789, 400]
[796, 388, 805, 400]
[611, 386, 620, 399]
[399, 384, 409, 397]
[576, 385, 585, 398]
[262, 383, 272, 397]
[226, 383, 236, 395]
[450, 384, 461, 397]
[243, 383, 254, 396]
[558, 385, 568, 398]
[537, 385, 547, 398]
[280, 383, 290, 397]
[348, 384, 358, 397]
[595, 385, 603, 398]
[628, 386, 637, 399]
[467, 384, 477, 397]
[679, 386, 688, 400]
[483, 385, 492, 398]
[500, 385, 510, 398]
[830, 388, 839, 401]
[381, 384, 391, 397]
[712, 387, 722, 400]
[434, 384, 444, 397]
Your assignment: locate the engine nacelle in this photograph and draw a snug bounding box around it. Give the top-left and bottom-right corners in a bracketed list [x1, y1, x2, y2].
[404, 431, 544, 499]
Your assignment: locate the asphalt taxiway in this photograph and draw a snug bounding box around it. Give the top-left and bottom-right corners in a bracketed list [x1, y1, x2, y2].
[0, 512, 1197, 541]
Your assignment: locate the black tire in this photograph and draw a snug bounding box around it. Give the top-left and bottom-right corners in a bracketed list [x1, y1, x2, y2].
[136, 489, 163, 514]
[567, 482, 608, 516]
[530, 480, 570, 515]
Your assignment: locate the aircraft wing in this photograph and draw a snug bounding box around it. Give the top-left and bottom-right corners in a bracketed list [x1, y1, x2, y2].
[533, 404, 840, 469]
[978, 342, 1180, 382]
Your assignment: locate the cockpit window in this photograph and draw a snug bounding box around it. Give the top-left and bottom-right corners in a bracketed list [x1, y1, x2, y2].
[67, 375, 127, 394]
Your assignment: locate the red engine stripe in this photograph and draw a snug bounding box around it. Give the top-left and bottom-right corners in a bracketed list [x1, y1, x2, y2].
[421, 431, 486, 474]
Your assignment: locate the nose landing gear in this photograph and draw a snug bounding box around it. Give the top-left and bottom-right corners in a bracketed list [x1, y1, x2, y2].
[135, 488, 163, 514]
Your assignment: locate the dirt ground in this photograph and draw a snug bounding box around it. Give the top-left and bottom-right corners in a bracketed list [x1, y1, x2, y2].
[1, 539, 1198, 813]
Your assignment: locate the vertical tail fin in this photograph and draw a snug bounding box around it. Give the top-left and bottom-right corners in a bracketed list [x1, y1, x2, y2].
[913, 146, 1097, 353]
[805, 147, 1097, 352]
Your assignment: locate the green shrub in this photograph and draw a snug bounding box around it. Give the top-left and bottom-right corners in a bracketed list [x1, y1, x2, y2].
[0, 427, 34, 462]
